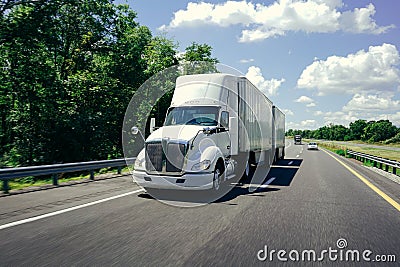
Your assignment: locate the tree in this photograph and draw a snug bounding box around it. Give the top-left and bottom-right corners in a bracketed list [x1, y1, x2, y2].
[362, 120, 398, 142]
[0, 1, 156, 165]
[330, 124, 350, 141]
[349, 119, 367, 140]
[0, 1, 220, 167]
[179, 42, 219, 74]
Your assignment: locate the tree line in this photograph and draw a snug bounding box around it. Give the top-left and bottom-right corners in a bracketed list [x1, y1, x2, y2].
[0, 0, 218, 167]
[286, 119, 400, 144]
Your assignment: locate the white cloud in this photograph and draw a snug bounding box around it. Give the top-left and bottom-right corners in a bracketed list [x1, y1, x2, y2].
[294, 95, 315, 107]
[321, 110, 400, 127]
[239, 28, 285, 42]
[322, 111, 359, 126]
[375, 112, 400, 126]
[160, 1, 394, 42]
[162, 2, 214, 29]
[239, 58, 254, 63]
[301, 119, 317, 127]
[315, 94, 400, 126]
[245, 66, 285, 96]
[287, 119, 318, 130]
[343, 93, 400, 112]
[281, 108, 294, 116]
[306, 102, 316, 107]
[339, 4, 393, 34]
[297, 43, 400, 95]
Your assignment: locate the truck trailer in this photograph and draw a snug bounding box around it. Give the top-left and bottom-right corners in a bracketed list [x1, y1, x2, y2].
[132, 73, 285, 191]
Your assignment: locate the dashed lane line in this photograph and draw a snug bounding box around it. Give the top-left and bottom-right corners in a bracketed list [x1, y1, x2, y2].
[0, 189, 145, 230]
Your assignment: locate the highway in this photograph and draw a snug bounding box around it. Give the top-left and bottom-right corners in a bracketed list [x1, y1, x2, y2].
[0, 139, 399, 266]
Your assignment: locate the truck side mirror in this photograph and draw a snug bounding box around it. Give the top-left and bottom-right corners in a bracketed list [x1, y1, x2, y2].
[131, 126, 145, 141]
[131, 126, 139, 135]
[150, 118, 156, 134]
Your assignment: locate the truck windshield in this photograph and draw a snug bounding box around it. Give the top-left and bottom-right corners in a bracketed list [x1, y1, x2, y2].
[164, 106, 219, 126]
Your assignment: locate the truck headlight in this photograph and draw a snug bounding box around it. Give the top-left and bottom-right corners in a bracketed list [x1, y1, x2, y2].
[134, 157, 146, 170]
[191, 160, 211, 171]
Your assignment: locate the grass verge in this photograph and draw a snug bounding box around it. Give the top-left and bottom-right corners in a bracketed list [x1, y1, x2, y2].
[305, 139, 400, 162]
[315, 141, 400, 176]
[1, 166, 131, 192]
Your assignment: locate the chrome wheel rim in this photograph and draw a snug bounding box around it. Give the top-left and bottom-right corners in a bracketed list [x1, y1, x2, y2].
[213, 169, 221, 190]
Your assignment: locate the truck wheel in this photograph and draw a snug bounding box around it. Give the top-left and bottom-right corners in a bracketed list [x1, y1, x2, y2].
[241, 161, 253, 180]
[213, 165, 223, 191]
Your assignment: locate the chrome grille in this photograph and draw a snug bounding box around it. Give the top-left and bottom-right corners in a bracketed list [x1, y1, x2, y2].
[145, 143, 163, 171]
[166, 143, 186, 172]
[145, 141, 187, 173]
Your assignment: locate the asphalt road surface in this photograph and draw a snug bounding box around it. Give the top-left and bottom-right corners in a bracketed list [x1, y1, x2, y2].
[0, 139, 399, 266]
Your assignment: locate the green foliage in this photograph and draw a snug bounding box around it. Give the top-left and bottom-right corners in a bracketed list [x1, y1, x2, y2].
[383, 132, 400, 144]
[179, 42, 219, 74]
[362, 120, 398, 142]
[0, 1, 219, 167]
[286, 119, 399, 143]
[335, 149, 346, 156]
[349, 119, 367, 140]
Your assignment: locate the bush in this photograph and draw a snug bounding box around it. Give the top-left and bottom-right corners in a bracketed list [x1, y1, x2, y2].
[384, 132, 400, 144]
[335, 149, 346, 156]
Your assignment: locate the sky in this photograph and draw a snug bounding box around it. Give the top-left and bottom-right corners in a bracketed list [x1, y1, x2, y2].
[116, 0, 400, 129]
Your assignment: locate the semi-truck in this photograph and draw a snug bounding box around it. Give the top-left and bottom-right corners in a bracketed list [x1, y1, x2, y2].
[294, 134, 302, 145]
[132, 73, 285, 192]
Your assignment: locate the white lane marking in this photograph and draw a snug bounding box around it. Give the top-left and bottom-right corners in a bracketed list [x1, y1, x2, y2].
[286, 140, 292, 148]
[288, 161, 293, 165]
[252, 177, 276, 190]
[296, 155, 300, 158]
[0, 189, 144, 230]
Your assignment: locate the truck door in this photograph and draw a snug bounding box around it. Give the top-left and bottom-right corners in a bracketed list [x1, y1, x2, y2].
[218, 110, 231, 158]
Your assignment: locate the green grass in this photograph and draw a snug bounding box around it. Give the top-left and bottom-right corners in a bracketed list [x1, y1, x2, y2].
[308, 140, 400, 162]
[314, 141, 400, 176]
[1, 166, 131, 192]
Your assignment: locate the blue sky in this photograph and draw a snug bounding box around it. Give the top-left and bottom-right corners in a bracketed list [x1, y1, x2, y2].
[117, 0, 400, 129]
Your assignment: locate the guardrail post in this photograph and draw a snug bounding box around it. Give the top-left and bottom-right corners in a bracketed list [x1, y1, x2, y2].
[379, 162, 383, 169]
[385, 165, 389, 172]
[117, 166, 122, 175]
[393, 167, 397, 175]
[373, 161, 377, 168]
[2, 180, 9, 194]
[52, 174, 58, 186]
[90, 170, 94, 180]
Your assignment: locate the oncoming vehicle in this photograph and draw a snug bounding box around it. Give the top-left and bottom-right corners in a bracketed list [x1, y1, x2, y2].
[132, 73, 285, 192]
[307, 142, 318, 150]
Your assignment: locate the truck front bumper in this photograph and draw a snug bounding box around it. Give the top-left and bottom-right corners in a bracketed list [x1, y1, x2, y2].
[133, 170, 214, 190]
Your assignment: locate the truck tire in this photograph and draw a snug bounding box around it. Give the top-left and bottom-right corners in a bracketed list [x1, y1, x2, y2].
[241, 161, 254, 180]
[212, 164, 223, 191]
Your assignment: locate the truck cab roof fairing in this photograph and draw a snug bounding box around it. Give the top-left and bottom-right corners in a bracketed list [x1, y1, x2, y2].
[171, 74, 239, 107]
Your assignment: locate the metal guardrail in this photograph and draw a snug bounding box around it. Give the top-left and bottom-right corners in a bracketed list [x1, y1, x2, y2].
[346, 150, 399, 176]
[0, 158, 136, 193]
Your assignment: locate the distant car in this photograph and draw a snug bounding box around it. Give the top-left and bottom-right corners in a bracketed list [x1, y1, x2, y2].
[307, 142, 318, 150]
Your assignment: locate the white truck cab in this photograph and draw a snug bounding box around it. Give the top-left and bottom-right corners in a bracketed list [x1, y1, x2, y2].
[132, 73, 284, 192]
